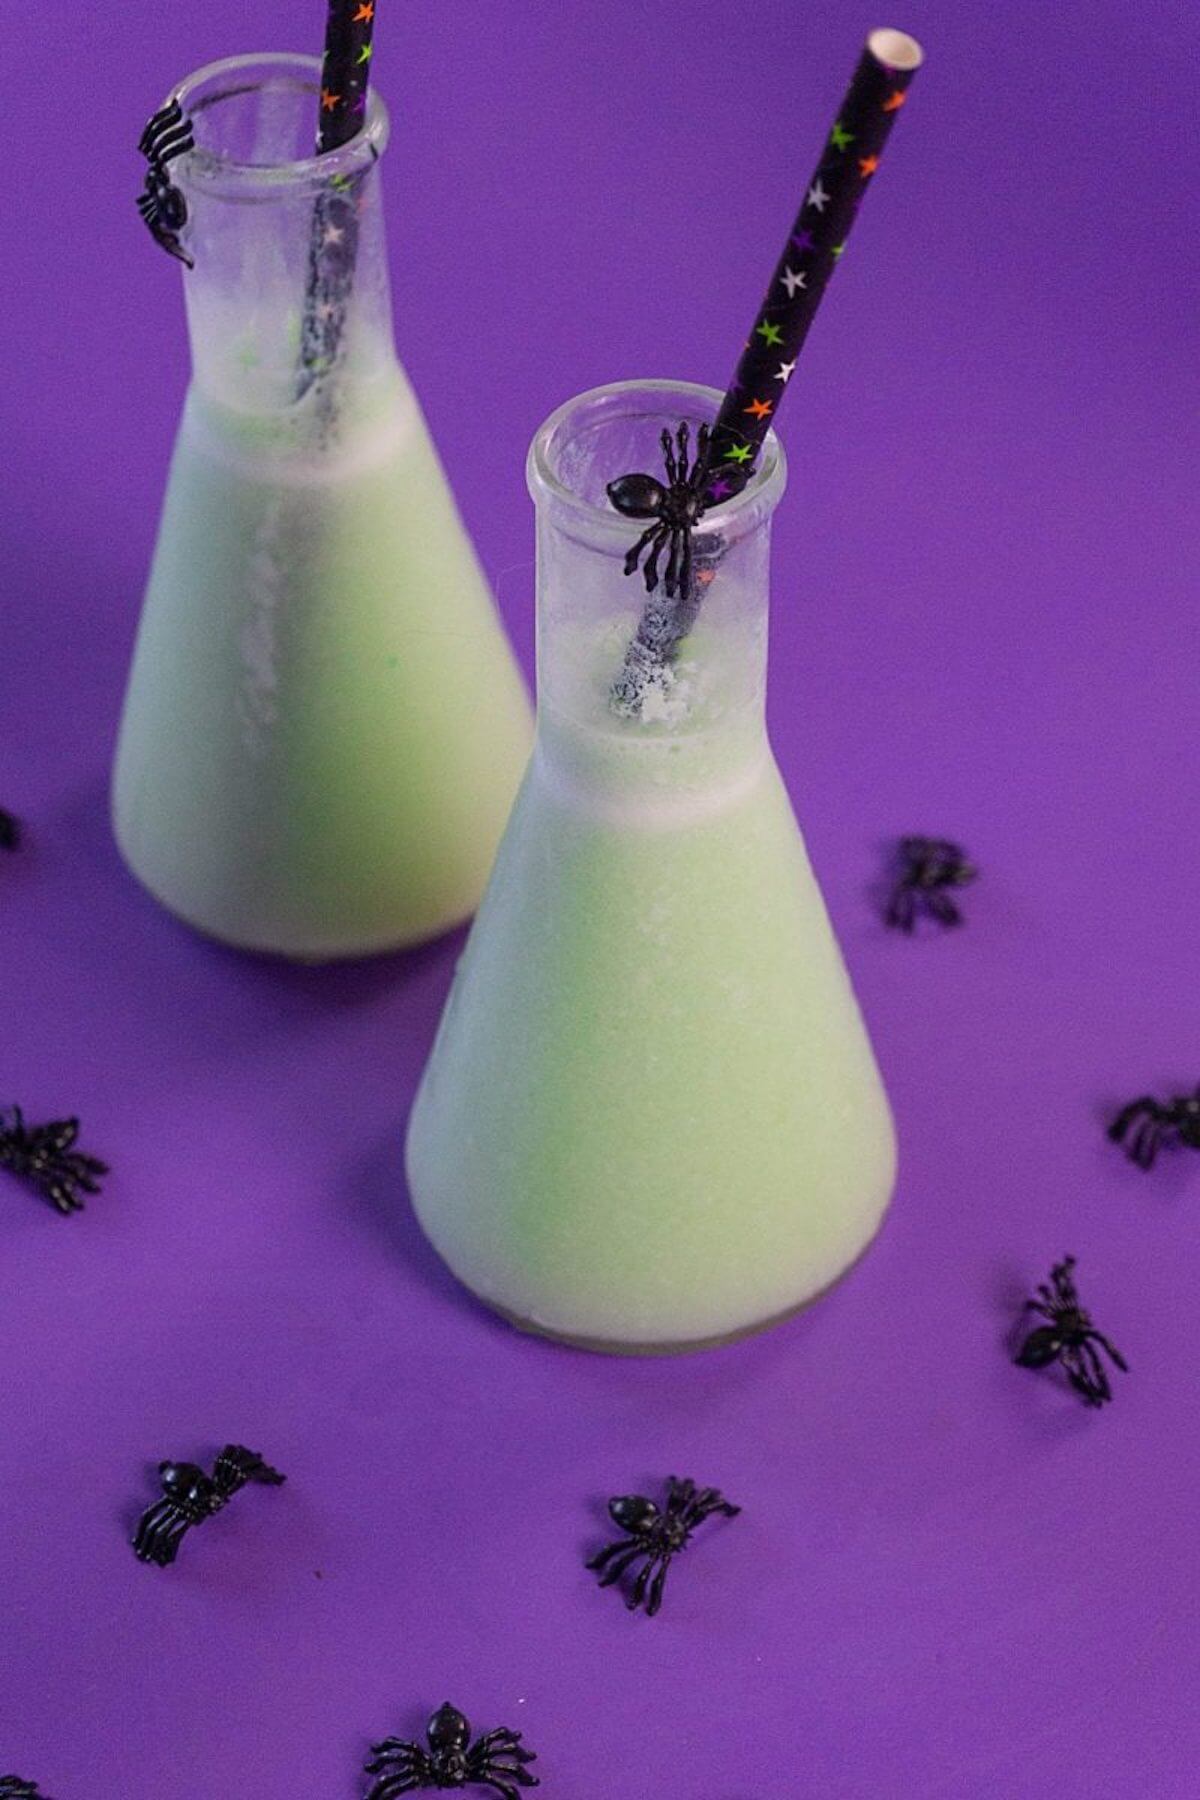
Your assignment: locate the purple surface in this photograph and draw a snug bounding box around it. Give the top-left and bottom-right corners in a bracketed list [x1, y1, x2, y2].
[2, 2, 1197, 1795]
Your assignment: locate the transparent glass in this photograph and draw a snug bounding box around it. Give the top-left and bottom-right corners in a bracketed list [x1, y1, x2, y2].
[113, 55, 532, 959]
[405, 380, 896, 1352]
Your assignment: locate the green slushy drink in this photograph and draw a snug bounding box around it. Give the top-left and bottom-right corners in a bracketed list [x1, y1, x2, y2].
[406, 382, 894, 1350]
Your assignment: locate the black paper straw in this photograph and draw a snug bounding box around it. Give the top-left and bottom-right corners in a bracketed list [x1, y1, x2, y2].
[610, 28, 922, 711]
[707, 27, 923, 480]
[298, 0, 381, 398]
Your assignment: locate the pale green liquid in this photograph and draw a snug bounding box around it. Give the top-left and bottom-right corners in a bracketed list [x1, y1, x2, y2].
[113, 372, 532, 958]
[407, 681, 896, 1350]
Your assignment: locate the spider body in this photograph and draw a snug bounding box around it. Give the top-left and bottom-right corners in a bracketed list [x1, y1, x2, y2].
[0, 808, 18, 850]
[137, 98, 195, 266]
[1109, 1086, 1200, 1169]
[133, 1444, 285, 1566]
[886, 836, 976, 931]
[586, 1475, 740, 1616]
[1015, 1257, 1127, 1407]
[607, 422, 737, 600]
[364, 1702, 539, 1798]
[0, 1779, 45, 1798]
[0, 1107, 107, 1214]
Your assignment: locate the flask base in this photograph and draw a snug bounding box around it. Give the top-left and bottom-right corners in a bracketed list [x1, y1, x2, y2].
[462, 1230, 884, 1358]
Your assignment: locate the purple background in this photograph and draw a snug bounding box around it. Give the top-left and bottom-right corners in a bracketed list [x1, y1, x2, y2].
[2, 2, 1197, 1794]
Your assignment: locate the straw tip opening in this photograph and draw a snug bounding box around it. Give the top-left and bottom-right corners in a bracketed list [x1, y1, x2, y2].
[867, 28, 924, 71]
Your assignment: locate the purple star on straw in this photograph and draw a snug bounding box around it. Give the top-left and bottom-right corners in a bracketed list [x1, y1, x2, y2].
[791, 229, 816, 253]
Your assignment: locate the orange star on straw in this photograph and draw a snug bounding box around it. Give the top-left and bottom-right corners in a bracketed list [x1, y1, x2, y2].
[859, 154, 880, 177]
[743, 398, 773, 421]
[353, 1, 375, 17]
[882, 89, 907, 112]
[320, 87, 341, 112]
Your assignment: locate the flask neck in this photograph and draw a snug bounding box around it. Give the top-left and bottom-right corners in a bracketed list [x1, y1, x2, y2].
[165, 54, 395, 425]
[527, 381, 784, 781]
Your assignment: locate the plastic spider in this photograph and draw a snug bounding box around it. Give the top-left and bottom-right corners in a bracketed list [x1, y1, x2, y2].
[885, 836, 977, 931]
[0, 808, 18, 850]
[0, 1778, 46, 1798]
[137, 97, 195, 266]
[364, 1702, 539, 1798]
[607, 422, 732, 599]
[133, 1444, 285, 1566]
[1109, 1085, 1200, 1169]
[0, 1107, 107, 1215]
[1014, 1256, 1128, 1407]
[586, 1475, 741, 1616]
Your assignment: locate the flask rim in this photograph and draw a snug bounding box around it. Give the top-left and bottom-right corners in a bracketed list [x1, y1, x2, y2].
[527, 379, 786, 555]
[168, 51, 390, 200]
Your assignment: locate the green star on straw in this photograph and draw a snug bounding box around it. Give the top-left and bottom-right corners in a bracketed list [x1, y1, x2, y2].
[830, 121, 854, 150]
[755, 320, 784, 346]
[726, 443, 754, 463]
[357, 42, 373, 63]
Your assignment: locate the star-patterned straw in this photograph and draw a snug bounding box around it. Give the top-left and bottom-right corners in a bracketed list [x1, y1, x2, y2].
[707, 26, 923, 480]
[609, 28, 922, 711]
[298, 0, 382, 398]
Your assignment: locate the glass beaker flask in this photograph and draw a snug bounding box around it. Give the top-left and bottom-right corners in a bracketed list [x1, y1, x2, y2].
[406, 380, 895, 1352]
[113, 55, 532, 959]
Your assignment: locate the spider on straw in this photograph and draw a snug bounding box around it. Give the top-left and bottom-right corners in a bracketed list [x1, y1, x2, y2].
[1014, 1256, 1127, 1407]
[1109, 1084, 1200, 1170]
[363, 1702, 539, 1798]
[0, 808, 19, 850]
[607, 422, 742, 599]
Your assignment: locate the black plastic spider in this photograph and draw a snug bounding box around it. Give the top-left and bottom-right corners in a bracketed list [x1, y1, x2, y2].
[364, 1702, 539, 1798]
[607, 422, 737, 599]
[0, 1778, 46, 1798]
[133, 1444, 285, 1566]
[586, 1475, 741, 1616]
[1014, 1257, 1128, 1407]
[885, 836, 977, 931]
[0, 1107, 107, 1215]
[137, 97, 195, 266]
[0, 808, 18, 850]
[1109, 1085, 1200, 1169]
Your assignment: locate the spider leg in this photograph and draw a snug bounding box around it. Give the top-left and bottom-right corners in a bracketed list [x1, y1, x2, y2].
[585, 1534, 639, 1572]
[645, 1550, 675, 1617]
[472, 1729, 536, 1763]
[661, 427, 678, 487]
[923, 890, 963, 927]
[885, 883, 916, 932]
[663, 525, 683, 598]
[676, 420, 691, 485]
[623, 521, 662, 581]
[1061, 1344, 1104, 1407]
[628, 1548, 668, 1612]
[1089, 1331, 1128, 1374]
[1108, 1097, 1157, 1147]
[642, 525, 670, 594]
[133, 1499, 176, 1560]
[593, 1541, 650, 1589]
[1131, 1115, 1165, 1169]
[365, 1774, 423, 1799]
[1079, 1337, 1114, 1403]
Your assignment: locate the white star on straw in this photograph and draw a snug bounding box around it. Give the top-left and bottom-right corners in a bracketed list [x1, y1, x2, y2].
[775, 359, 797, 383]
[780, 267, 808, 297]
[806, 180, 830, 212]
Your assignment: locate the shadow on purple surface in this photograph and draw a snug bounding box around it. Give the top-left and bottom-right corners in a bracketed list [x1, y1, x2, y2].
[345, 1129, 508, 1337]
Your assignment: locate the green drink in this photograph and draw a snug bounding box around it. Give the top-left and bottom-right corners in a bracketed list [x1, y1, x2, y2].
[406, 381, 895, 1351]
[114, 56, 531, 957]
